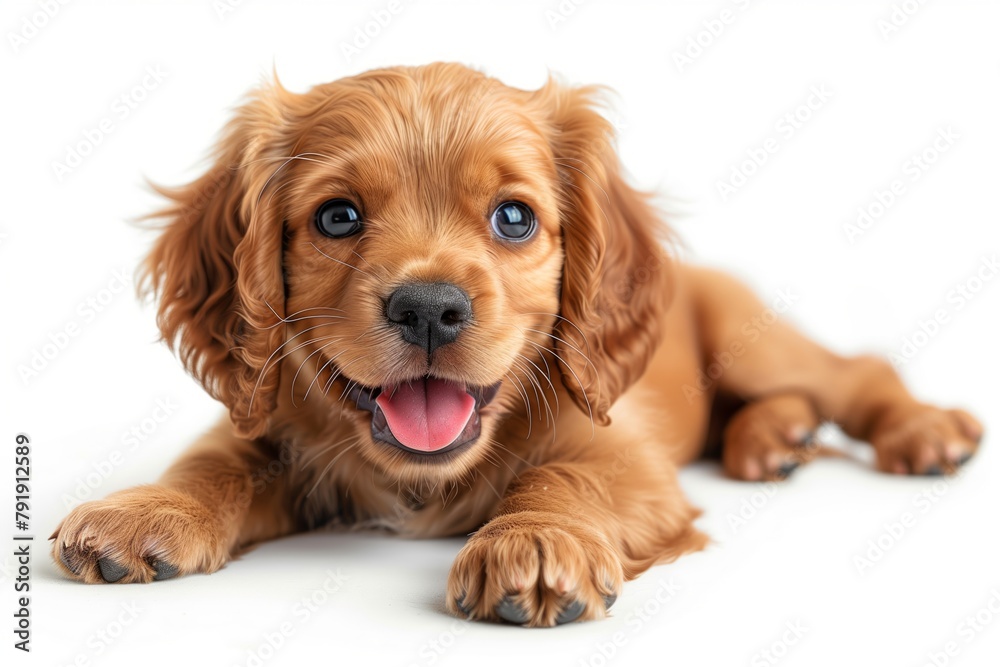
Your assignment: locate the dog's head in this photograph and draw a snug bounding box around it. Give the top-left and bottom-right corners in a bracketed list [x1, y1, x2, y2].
[144, 63, 670, 481]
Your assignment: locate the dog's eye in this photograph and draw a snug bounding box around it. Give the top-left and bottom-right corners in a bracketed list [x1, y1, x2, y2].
[490, 201, 536, 241]
[315, 199, 363, 238]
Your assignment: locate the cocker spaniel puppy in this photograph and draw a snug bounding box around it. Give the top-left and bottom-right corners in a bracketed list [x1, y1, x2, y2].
[52, 63, 982, 626]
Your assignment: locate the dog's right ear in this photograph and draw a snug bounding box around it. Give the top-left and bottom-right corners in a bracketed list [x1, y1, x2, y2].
[141, 81, 296, 438]
[530, 79, 674, 427]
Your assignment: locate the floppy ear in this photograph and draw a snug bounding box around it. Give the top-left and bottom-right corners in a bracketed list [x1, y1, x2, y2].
[141, 83, 295, 438]
[533, 81, 673, 426]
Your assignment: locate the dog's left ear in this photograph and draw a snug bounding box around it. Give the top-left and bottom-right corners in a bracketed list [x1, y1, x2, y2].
[141, 79, 296, 438]
[531, 80, 673, 426]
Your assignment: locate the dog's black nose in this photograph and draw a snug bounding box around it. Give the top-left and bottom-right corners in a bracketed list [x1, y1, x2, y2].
[386, 282, 472, 354]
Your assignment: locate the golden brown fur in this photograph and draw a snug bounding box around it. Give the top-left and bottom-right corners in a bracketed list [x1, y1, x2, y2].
[52, 63, 983, 627]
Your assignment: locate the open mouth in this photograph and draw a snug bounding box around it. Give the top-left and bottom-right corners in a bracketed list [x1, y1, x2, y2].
[347, 377, 502, 456]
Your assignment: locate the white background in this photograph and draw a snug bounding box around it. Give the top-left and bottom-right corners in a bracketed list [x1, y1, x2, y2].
[3, 1, 999, 666]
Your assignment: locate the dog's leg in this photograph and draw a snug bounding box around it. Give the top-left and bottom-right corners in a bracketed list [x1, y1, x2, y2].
[446, 430, 707, 627]
[51, 419, 297, 583]
[722, 392, 822, 480]
[689, 267, 983, 475]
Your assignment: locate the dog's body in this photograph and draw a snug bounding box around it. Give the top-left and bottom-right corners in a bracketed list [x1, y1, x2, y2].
[53, 63, 981, 626]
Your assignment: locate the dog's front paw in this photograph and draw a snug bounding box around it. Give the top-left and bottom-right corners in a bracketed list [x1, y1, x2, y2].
[872, 406, 983, 475]
[51, 485, 228, 584]
[446, 512, 623, 627]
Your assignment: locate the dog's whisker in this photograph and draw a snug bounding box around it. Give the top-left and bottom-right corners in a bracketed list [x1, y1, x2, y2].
[253, 304, 346, 331]
[298, 443, 339, 470]
[518, 326, 602, 432]
[524, 339, 596, 439]
[305, 441, 362, 499]
[553, 159, 612, 206]
[516, 345, 561, 442]
[251, 153, 342, 209]
[477, 469, 503, 504]
[481, 438, 523, 479]
[507, 365, 534, 430]
[249, 321, 340, 390]
[251, 311, 346, 331]
[350, 249, 390, 284]
[310, 242, 376, 280]
[264, 176, 298, 210]
[323, 356, 367, 398]
[510, 358, 547, 428]
[556, 174, 613, 235]
[337, 377, 361, 404]
[288, 337, 345, 403]
[521, 327, 599, 372]
[503, 370, 533, 438]
[300, 346, 351, 405]
[520, 336, 555, 388]
[489, 440, 535, 474]
[520, 312, 595, 361]
[515, 352, 559, 410]
[247, 325, 345, 416]
[242, 152, 338, 168]
[514, 354, 557, 434]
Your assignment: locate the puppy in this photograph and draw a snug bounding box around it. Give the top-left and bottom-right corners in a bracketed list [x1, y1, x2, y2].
[52, 63, 983, 626]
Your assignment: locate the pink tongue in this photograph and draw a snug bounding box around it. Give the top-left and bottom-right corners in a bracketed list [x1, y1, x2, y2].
[375, 378, 475, 452]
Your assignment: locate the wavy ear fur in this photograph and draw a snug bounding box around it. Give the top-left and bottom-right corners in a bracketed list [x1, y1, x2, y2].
[141, 82, 294, 438]
[533, 81, 673, 425]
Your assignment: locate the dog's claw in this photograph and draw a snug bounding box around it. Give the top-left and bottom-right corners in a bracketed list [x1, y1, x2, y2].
[98, 557, 128, 583]
[555, 599, 585, 624]
[496, 596, 530, 624]
[454, 595, 471, 616]
[777, 461, 800, 479]
[924, 465, 944, 476]
[152, 560, 179, 581]
[603, 593, 618, 610]
[60, 547, 83, 575]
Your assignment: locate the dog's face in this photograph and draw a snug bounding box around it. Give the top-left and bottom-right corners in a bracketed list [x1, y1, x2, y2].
[144, 63, 670, 483]
[279, 70, 564, 475]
